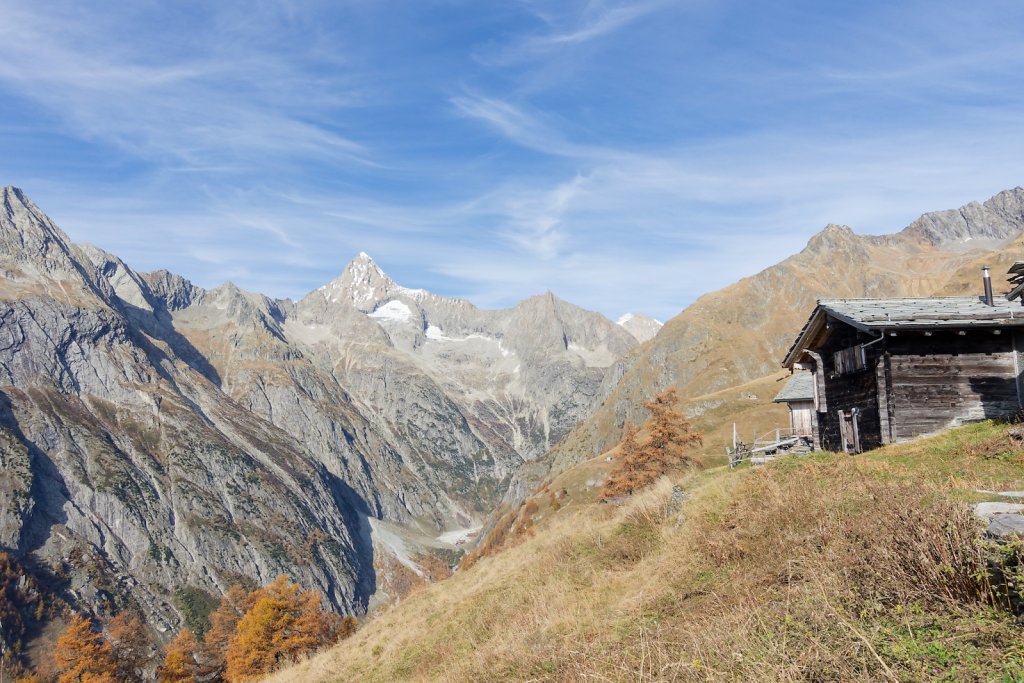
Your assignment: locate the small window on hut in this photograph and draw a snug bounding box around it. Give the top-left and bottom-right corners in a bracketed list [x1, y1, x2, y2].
[832, 344, 867, 376]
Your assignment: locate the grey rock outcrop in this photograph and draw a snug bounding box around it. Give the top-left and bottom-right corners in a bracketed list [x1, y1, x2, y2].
[897, 188, 1024, 249]
[0, 186, 636, 631]
[975, 501, 1024, 539]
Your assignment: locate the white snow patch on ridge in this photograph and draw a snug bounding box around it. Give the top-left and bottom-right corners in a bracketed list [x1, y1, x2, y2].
[425, 324, 450, 341]
[369, 300, 413, 323]
[397, 285, 429, 300]
[617, 312, 663, 326]
[425, 325, 511, 356]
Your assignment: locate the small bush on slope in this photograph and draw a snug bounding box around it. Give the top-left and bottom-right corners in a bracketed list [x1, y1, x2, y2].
[266, 421, 1024, 683]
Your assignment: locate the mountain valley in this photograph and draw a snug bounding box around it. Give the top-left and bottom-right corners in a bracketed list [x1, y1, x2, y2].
[0, 186, 638, 651]
[3, 185, 1024, 680]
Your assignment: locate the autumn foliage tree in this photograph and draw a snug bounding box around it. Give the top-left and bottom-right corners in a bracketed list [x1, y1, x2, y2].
[107, 613, 151, 682]
[602, 388, 702, 497]
[158, 628, 198, 683]
[53, 614, 117, 683]
[157, 577, 354, 683]
[0, 551, 47, 675]
[224, 576, 342, 682]
[196, 584, 249, 679]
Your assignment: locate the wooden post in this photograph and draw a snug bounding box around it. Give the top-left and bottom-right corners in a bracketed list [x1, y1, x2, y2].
[1014, 330, 1024, 408]
[851, 407, 861, 454]
[837, 410, 849, 454]
[732, 423, 737, 451]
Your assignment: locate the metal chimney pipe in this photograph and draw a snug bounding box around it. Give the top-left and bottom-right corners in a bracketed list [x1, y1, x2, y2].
[983, 266, 994, 306]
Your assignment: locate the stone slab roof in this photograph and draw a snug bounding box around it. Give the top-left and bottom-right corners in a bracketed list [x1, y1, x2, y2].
[773, 372, 814, 403]
[818, 297, 1024, 329]
[783, 296, 1024, 368]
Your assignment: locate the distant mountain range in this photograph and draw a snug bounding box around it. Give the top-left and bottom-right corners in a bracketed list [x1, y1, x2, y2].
[0, 186, 637, 630]
[616, 313, 662, 343]
[4, 183, 1024, 644]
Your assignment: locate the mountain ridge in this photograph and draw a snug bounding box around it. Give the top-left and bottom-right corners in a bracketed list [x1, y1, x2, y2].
[5, 182, 1024, 661]
[534, 186, 1024, 476]
[0, 185, 639, 635]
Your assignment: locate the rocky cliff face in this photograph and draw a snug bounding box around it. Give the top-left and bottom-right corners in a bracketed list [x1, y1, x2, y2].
[0, 188, 376, 634]
[541, 187, 1024, 472]
[0, 187, 636, 630]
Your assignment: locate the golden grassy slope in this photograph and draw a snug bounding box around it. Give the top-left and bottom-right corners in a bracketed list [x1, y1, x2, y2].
[268, 421, 1024, 682]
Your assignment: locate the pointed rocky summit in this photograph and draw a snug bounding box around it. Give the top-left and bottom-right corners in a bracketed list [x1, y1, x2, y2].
[316, 252, 427, 311]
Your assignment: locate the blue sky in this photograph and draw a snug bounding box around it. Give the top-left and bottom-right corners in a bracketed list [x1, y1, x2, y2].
[2, 1, 1023, 321]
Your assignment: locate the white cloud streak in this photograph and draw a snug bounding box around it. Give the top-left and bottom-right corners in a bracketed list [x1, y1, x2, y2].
[0, 2, 370, 169]
[4, 1, 1024, 323]
[481, 0, 671, 65]
[40, 110, 1024, 321]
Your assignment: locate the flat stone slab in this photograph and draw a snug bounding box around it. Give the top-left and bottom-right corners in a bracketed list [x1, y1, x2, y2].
[974, 502, 1024, 539]
[988, 515, 1024, 539]
[975, 502, 1024, 516]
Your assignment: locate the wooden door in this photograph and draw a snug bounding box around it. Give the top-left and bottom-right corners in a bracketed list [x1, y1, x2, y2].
[789, 401, 814, 437]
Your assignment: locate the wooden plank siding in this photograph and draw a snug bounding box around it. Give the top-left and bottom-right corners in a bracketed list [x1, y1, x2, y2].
[885, 333, 1018, 439]
[876, 351, 895, 444]
[786, 298, 1024, 453]
[1014, 330, 1024, 403]
[789, 401, 814, 436]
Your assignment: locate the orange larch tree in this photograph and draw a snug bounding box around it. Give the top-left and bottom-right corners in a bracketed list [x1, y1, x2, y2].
[602, 388, 702, 497]
[602, 418, 644, 497]
[158, 628, 199, 683]
[53, 614, 117, 683]
[107, 612, 152, 682]
[642, 387, 701, 472]
[223, 576, 342, 683]
[196, 584, 249, 680]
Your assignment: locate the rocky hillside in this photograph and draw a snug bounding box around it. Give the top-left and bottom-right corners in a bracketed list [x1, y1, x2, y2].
[543, 188, 1024, 471]
[0, 187, 636, 635]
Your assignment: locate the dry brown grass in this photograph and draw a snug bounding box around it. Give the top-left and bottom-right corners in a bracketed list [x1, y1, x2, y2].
[266, 422, 1024, 683]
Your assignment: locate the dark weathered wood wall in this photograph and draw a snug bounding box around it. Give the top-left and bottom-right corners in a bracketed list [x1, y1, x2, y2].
[813, 322, 1023, 451]
[885, 332, 1018, 440]
[816, 321, 885, 452]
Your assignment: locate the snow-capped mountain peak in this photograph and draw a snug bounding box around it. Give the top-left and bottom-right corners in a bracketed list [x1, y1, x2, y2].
[616, 312, 663, 343]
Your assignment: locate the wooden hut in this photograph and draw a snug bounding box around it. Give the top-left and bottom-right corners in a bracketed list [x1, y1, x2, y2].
[773, 372, 816, 440]
[783, 277, 1024, 453]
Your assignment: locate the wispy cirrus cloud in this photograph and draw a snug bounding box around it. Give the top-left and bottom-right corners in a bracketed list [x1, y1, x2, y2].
[450, 95, 566, 155]
[0, 2, 370, 169]
[3, 1, 1024, 323]
[480, 0, 672, 65]
[527, 0, 667, 47]
[450, 93, 634, 162]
